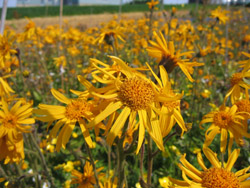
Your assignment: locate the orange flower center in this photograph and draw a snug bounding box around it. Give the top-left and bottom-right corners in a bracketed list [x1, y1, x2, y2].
[230, 73, 242, 86]
[164, 100, 180, 111]
[213, 111, 232, 129]
[201, 167, 240, 188]
[235, 99, 250, 113]
[65, 99, 91, 120]
[119, 77, 155, 110]
[3, 114, 17, 129]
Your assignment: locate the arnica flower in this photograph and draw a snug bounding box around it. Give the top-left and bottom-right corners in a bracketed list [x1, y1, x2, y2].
[169, 147, 250, 188]
[224, 65, 250, 104]
[35, 89, 95, 152]
[200, 105, 250, 154]
[53, 56, 67, 68]
[87, 56, 182, 153]
[147, 0, 159, 10]
[0, 77, 15, 97]
[94, 28, 125, 48]
[159, 176, 173, 188]
[146, 31, 203, 82]
[100, 177, 118, 188]
[210, 6, 229, 24]
[238, 52, 250, 69]
[0, 35, 17, 68]
[147, 65, 186, 137]
[71, 161, 104, 188]
[0, 99, 34, 163]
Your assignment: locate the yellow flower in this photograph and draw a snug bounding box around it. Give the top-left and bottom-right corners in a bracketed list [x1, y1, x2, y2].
[169, 147, 250, 188]
[210, 6, 229, 24]
[100, 177, 118, 188]
[53, 56, 67, 68]
[87, 56, 182, 153]
[0, 35, 17, 68]
[147, 31, 203, 82]
[147, 0, 159, 10]
[63, 161, 75, 172]
[200, 105, 249, 154]
[147, 65, 186, 137]
[159, 177, 172, 188]
[35, 89, 95, 151]
[71, 161, 104, 188]
[64, 180, 71, 188]
[0, 77, 15, 97]
[224, 66, 250, 104]
[94, 28, 125, 49]
[0, 99, 34, 164]
[238, 52, 250, 69]
[201, 89, 211, 99]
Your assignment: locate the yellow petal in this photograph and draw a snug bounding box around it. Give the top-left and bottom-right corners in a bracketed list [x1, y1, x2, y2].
[106, 107, 131, 145]
[180, 155, 202, 177]
[178, 164, 202, 183]
[87, 101, 122, 128]
[226, 149, 240, 171]
[220, 128, 228, 154]
[51, 88, 71, 104]
[136, 110, 145, 154]
[79, 119, 93, 148]
[203, 147, 220, 168]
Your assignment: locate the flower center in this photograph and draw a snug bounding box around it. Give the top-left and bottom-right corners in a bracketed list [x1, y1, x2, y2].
[164, 100, 180, 111]
[119, 77, 155, 110]
[213, 111, 231, 129]
[3, 114, 17, 129]
[65, 99, 91, 120]
[235, 99, 250, 118]
[161, 55, 178, 73]
[230, 73, 242, 86]
[201, 167, 240, 188]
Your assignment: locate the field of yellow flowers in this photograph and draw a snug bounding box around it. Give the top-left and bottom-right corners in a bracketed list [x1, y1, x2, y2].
[0, 1, 250, 188]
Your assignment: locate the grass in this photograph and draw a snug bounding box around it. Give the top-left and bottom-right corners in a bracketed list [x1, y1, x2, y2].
[0, 3, 210, 20]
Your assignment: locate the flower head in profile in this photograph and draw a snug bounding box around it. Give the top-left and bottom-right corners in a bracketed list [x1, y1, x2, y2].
[95, 27, 125, 49]
[169, 147, 250, 188]
[147, 31, 203, 82]
[71, 161, 104, 188]
[35, 89, 95, 152]
[200, 105, 250, 154]
[0, 99, 34, 163]
[147, 65, 186, 137]
[224, 65, 250, 104]
[210, 6, 229, 24]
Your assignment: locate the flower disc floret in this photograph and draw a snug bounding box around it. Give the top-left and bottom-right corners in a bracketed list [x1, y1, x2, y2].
[65, 99, 90, 120]
[3, 114, 17, 129]
[201, 167, 240, 188]
[119, 77, 155, 110]
[213, 111, 232, 129]
[163, 100, 180, 110]
[230, 73, 242, 86]
[235, 99, 250, 113]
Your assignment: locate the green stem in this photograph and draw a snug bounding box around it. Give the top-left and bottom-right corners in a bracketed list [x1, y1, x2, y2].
[0, 165, 8, 179]
[108, 145, 111, 178]
[221, 152, 224, 168]
[152, 131, 177, 158]
[117, 138, 125, 188]
[147, 136, 153, 187]
[85, 143, 100, 188]
[29, 133, 55, 187]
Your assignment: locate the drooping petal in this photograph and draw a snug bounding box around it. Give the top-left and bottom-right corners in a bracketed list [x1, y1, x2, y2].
[106, 107, 131, 145]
